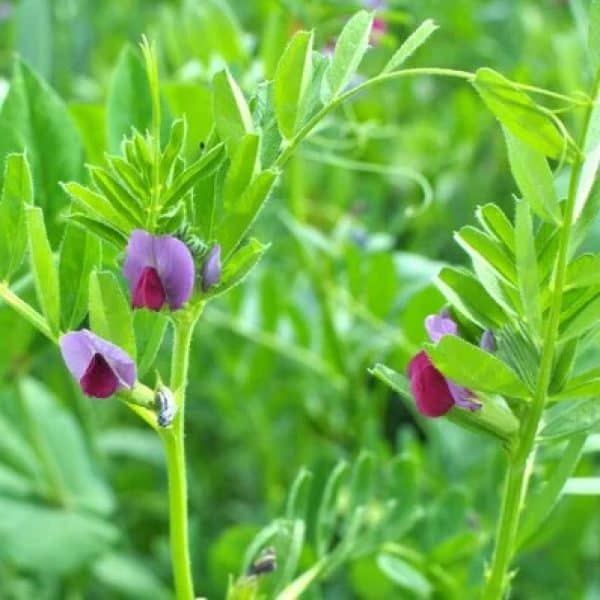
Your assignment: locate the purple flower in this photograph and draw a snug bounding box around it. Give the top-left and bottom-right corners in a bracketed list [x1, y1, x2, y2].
[201, 244, 221, 291]
[123, 230, 195, 311]
[408, 351, 455, 417]
[407, 311, 481, 417]
[59, 329, 136, 399]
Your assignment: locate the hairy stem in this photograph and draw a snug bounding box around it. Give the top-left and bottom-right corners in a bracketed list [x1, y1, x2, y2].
[161, 304, 203, 599]
[482, 75, 597, 597]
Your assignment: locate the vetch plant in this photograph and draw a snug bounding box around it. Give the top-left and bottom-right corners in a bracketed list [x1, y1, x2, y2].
[2, 5, 599, 597]
[0, 14, 486, 598]
[374, 4, 600, 597]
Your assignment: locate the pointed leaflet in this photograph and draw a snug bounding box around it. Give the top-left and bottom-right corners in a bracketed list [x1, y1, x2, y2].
[426, 335, 530, 398]
[514, 199, 542, 336]
[202, 238, 270, 299]
[475, 203, 515, 254]
[321, 10, 373, 103]
[106, 45, 152, 153]
[89, 270, 136, 359]
[503, 129, 561, 223]
[133, 310, 168, 377]
[435, 266, 507, 328]
[222, 134, 261, 210]
[274, 30, 314, 139]
[589, 0, 600, 72]
[0, 59, 83, 244]
[0, 154, 32, 281]
[574, 79, 600, 221]
[472, 68, 566, 159]
[218, 169, 278, 259]
[25, 206, 60, 336]
[454, 226, 517, 284]
[162, 142, 226, 209]
[212, 69, 255, 157]
[382, 19, 438, 73]
[59, 224, 102, 330]
[62, 181, 132, 234]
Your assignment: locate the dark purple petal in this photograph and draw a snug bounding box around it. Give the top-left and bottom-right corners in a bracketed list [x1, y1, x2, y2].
[80, 354, 119, 398]
[407, 351, 455, 417]
[123, 229, 195, 310]
[480, 329, 497, 352]
[132, 266, 166, 310]
[59, 330, 136, 397]
[425, 313, 458, 343]
[201, 244, 221, 291]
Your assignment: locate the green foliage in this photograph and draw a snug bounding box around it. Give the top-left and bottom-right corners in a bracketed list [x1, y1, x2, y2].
[0, 2, 599, 598]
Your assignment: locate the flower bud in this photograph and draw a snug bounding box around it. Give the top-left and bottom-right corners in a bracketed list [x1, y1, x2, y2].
[201, 244, 221, 291]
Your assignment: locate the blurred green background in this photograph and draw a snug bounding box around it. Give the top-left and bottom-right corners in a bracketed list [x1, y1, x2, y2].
[0, 0, 599, 598]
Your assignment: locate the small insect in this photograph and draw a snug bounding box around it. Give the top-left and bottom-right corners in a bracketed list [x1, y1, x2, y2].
[155, 386, 177, 428]
[246, 546, 277, 577]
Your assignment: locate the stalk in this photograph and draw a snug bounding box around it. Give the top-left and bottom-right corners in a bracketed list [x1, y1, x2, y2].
[482, 76, 597, 597]
[161, 304, 203, 599]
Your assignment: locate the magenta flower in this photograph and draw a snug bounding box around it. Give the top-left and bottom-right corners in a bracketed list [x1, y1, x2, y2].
[123, 230, 195, 311]
[201, 244, 221, 291]
[408, 351, 455, 417]
[59, 329, 136, 399]
[407, 311, 481, 417]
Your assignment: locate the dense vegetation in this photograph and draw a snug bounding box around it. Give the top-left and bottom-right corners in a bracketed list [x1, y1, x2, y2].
[0, 1, 599, 598]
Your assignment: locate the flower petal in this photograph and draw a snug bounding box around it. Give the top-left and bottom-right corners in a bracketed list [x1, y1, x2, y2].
[59, 329, 136, 395]
[87, 330, 136, 389]
[447, 381, 481, 411]
[408, 351, 454, 417]
[59, 331, 95, 380]
[425, 313, 458, 343]
[480, 329, 497, 352]
[132, 266, 167, 310]
[153, 235, 195, 309]
[123, 229, 157, 296]
[80, 353, 119, 398]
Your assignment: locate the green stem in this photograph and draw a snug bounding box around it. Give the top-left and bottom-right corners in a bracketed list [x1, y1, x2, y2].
[273, 67, 474, 170]
[160, 304, 203, 600]
[0, 281, 55, 341]
[482, 73, 596, 596]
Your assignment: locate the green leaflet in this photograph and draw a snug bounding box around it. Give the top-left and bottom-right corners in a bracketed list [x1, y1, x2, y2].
[203, 238, 270, 300]
[88, 270, 136, 359]
[222, 134, 261, 210]
[382, 19, 438, 73]
[435, 266, 507, 328]
[321, 10, 373, 103]
[274, 30, 314, 139]
[514, 199, 541, 337]
[25, 206, 60, 336]
[59, 224, 102, 331]
[473, 67, 567, 160]
[503, 129, 561, 223]
[0, 154, 32, 281]
[218, 169, 279, 260]
[0, 59, 83, 245]
[426, 336, 530, 398]
[212, 69, 255, 157]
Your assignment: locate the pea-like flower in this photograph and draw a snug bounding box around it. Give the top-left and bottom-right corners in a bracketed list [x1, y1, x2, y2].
[407, 311, 481, 417]
[59, 329, 136, 398]
[123, 230, 195, 311]
[201, 244, 221, 291]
